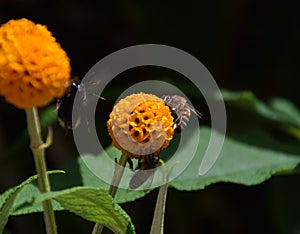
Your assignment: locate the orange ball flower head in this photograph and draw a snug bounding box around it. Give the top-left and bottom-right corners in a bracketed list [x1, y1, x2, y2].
[0, 18, 71, 109]
[107, 92, 175, 158]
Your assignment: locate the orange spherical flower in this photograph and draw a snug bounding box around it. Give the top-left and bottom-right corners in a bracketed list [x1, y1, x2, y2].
[0, 18, 71, 109]
[107, 93, 174, 158]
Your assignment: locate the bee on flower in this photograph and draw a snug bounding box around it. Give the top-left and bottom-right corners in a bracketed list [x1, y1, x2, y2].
[107, 92, 175, 188]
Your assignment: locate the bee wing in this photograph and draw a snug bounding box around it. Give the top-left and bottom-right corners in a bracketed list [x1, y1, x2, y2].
[129, 168, 156, 189]
[81, 78, 102, 94]
[80, 78, 107, 101]
[129, 152, 160, 189]
[186, 103, 202, 118]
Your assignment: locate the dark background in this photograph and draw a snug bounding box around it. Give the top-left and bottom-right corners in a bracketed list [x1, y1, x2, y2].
[0, 1, 300, 233]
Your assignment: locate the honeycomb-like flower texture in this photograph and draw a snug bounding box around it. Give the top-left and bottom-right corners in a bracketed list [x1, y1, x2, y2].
[0, 18, 71, 109]
[107, 92, 174, 158]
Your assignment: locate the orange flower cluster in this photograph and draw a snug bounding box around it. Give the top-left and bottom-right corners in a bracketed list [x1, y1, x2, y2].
[0, 18, 71, 109]
[107, 93, 174, 158]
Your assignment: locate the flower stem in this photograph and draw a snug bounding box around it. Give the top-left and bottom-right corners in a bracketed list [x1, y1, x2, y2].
[25, 108, 57, 234]
[150, 160, 178, 234]
[92, 151, 129, 234]
[150, 160, 168, 234]
[108, 151, 129, 198]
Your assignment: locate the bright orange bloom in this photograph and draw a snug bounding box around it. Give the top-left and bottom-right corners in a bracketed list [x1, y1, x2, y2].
[107, 92, 174, 158]
[0, 18, 71, 109]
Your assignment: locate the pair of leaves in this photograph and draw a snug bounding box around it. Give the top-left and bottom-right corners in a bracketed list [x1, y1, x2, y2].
[0, 172, 135, 234]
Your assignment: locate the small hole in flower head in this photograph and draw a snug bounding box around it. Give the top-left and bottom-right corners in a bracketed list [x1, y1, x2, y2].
[35, 78, 42, 83]
[142, 138, 150, 143]
[135, 118, 140, 124]
[27, 82, 34, 88]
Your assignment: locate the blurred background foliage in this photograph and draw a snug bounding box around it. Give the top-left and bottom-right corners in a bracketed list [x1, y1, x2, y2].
[0, 1, 300, 233]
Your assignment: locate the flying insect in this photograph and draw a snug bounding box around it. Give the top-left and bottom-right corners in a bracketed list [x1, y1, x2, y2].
[56, 78, 104, 131]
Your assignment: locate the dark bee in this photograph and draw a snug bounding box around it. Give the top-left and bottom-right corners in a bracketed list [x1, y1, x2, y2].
[129, 151, 160, 189]
[56, 79, 87, 130]
[161, 95, 202, 131]
[56, 78, 104, 131]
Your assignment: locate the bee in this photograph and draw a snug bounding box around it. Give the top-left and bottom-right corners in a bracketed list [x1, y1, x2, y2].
[129, 151, 160, 189]
[56, 79, 86, 130]
[56, 78, 104, 131]
[129, 95, 201, 189]
[161, 95, 202, 131]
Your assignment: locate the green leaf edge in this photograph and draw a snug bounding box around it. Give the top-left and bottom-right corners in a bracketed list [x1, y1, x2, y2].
[38, 186, 135, 234]
[0, 170, 64, 232]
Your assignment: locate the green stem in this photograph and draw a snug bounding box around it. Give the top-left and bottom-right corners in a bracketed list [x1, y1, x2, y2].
[92, 151, 129, 234]
[150, 160, 168, 234]
[108, 151, 129, 198]
[150, 160, 178, 234]
[25, 108, 57, 234]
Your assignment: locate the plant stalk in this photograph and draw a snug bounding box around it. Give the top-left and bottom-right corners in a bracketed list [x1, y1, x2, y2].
[150, 160, 168, 234]
[92, 151, 128, 234]
[25, 108, 57, 234]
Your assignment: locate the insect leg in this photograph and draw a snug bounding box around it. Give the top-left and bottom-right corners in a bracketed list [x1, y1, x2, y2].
[127, 158, 134, 170]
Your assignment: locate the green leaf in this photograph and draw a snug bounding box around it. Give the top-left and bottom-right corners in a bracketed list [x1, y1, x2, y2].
[269, 97, 300, 126]
[0, 175, 38, 233]
[39, 187, 135, 234]
[74, 155, 151, 204]
[52, 146, 151, 204]
[268, 98, 300, 140]
[10, 171, 65, 216]
[10, 184, 63, 216]
[221, 89, 300, 128]
[0, 170, 63, 232]
[169, 127, 300, 190]
[10, 152, 148, 215]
